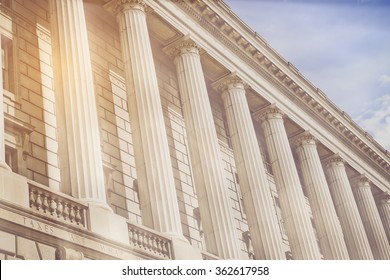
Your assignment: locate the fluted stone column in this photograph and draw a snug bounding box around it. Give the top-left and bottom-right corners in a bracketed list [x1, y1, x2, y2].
[292, 132, 349, 259]
[254, 105, 321, 260]
[0, 35, 10, 171]
[212, 74, 285, 259]
[164, 37, 240, 259]
[376, 192, 390, 244]
[50, 0, 128, 243]
[351, 175, 390, 259]
[105, 0, 184, 238]
[323, 155, 373, 259]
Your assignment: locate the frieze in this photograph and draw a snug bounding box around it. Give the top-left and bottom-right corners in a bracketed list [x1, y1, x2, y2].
[0, 204, 142, 260]
[173, 0, 390, 176]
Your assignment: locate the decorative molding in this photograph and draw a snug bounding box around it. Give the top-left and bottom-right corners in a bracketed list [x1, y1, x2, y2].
[162, 35, 202, 58]
[375, 192, 390, 205]
[253, 104, 284, 123]
[211, 72, 247, 94]
[350, 174, 371, 189]
[171, 0, 390, 177]
[104, 0, 147, 16]
[322, 153, 346, 168]
[289, 130, 317, 149]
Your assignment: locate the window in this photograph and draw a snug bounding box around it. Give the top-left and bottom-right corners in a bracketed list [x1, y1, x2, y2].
[1, 36, 14, 93]
[5, 146, 18, 172]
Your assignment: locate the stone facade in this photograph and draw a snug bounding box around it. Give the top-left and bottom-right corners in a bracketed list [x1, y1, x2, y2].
[0, 0, 389, 260]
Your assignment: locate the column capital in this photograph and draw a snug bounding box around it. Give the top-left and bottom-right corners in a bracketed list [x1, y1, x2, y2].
[289, 130, 317, 149]
[104, 0, 148, 16]
[211, 72, 247, 94]
[163, 35, 203, 58]
[322, 153, 347, 168]
[375, 191, 390, 205]
[350, 174, 371, 189]
[253, 103, 285, 123]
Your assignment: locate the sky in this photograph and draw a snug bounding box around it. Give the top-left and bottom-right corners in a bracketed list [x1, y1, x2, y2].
[224, 0, 390, 150]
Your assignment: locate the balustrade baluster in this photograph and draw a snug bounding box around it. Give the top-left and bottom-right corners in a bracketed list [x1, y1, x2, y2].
[56, 200, 63, 218]
[49, 197, 57, 215]
[36, 193, 42, 210]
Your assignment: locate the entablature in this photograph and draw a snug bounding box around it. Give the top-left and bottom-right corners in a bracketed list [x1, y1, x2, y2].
[149, 0, 389, 185]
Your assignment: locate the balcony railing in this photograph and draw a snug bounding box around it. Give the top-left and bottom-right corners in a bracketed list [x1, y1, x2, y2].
[128, 222, 172, 260]
[28, 180, 88, 228]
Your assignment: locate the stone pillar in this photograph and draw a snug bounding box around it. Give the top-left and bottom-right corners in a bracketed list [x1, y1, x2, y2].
[50, 0, 128, 243]
[105, 1, 202, 259]
[376, 192, 390, 244]
[164, 37, 240, 259]
[0, 35, 10, 171]
[253, 105, 321, 260]
[292, 132, 349, 259]
[351, 175, 390, 259]
[323, 155, 373, 259]
[212, 74, 285, 259]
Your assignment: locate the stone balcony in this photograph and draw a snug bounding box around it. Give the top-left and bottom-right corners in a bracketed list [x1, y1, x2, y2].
[0, 175, 174, 260]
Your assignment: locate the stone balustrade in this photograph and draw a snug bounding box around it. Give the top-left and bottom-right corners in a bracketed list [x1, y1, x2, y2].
[28, 180, 88, 228]
[127, 222, 172, 260]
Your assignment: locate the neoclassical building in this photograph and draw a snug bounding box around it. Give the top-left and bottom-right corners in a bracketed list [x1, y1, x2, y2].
[0, 0, 389, 260]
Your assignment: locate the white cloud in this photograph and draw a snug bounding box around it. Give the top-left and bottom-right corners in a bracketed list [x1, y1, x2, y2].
[357, 94, 390, 150]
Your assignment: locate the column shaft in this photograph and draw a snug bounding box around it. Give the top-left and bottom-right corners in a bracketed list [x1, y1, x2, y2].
[165, 38, 240, 258]
[0, 35, 10, 170]
[50, 0, 106, 203]
[293, 133, 349, 259]
[254, 106, 321, 259]
[109, 1, 182, 235]
[324, 156, 373, 259]
[376, 193, 390, 244]
[352, 176, 390, 259]
[215, 76, 285, 259]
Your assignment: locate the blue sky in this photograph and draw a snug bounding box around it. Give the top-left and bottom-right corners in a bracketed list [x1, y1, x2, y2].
[224, 0, 390, 150]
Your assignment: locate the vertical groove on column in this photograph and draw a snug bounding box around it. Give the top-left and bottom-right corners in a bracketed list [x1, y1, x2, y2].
[294, 134, 349, 259]
[0, 35, 6, 167]
[113, 2, 183, 235]
[51, 0, 107, 202]
[324, 158, 373, 259]
[352, 177, 390, 259]
[216, 78, 285, 259]
[256, 108, 321, 260]
[376, 193, 390, 244]
[165, 39, 240, 259]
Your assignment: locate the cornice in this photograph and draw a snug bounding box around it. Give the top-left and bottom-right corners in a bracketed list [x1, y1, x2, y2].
[172, 0, 389, 177]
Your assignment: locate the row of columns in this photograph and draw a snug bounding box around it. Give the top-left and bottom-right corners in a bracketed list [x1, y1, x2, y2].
[45, 0, 389, 259]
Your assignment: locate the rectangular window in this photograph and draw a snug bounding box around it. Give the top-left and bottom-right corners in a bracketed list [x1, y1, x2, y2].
[5, 145, 18, 173]
[1, 36, 13, 93]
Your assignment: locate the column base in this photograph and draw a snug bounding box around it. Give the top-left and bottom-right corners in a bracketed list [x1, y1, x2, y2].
[170, 234, 203, 260]
[0, 167, 29, 208]
[87, 202, 129, 245]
